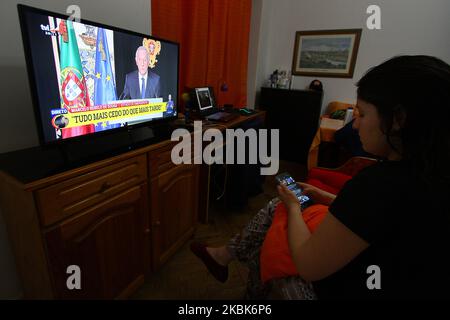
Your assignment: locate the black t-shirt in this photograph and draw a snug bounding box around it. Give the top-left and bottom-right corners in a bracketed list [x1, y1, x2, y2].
[312, 160, 450, 299]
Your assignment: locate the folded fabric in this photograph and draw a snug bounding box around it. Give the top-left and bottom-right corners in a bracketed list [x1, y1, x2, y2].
[260, 203, 329, 283]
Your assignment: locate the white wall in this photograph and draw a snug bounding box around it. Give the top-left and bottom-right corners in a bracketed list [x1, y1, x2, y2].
[253, 0, 450, 112]
[0, 0, 151, 299]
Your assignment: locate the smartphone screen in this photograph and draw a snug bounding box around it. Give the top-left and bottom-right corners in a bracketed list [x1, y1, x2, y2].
[275, 172, 312, 209]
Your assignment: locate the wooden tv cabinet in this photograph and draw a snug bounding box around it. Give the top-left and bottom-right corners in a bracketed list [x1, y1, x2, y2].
[0, 137, 199, 299]
[0, 112, 265, 299]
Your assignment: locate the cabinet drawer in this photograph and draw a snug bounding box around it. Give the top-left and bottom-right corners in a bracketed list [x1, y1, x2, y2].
[158, 145, 177, 173]
[37, 155, 147, 227]
[150, 141, 196, 176]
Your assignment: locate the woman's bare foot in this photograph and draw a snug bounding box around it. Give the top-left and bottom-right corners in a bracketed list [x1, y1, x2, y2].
[190, 242, 231, 283]
[206, 246, 233, 266]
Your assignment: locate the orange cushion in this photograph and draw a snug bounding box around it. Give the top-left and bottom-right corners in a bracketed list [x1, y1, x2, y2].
[260, 203, 328, 283]
[307, 168, 353, 194]
[305, 178, 340, 195]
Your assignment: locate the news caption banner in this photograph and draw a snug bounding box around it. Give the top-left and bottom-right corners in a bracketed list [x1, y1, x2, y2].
[51, 100, 167, 129]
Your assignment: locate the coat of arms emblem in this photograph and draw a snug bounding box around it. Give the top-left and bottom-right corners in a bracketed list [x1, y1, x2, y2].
[143, 38, 161, 69]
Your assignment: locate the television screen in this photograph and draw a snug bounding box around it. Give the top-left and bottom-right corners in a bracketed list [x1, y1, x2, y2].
[18, 5, 179, 144]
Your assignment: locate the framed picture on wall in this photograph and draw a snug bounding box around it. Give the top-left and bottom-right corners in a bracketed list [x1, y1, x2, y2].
[292, 29, 362, 78]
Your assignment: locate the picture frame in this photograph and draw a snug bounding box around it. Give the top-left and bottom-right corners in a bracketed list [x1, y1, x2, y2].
[292, 29, 362, 78]
[194, 87, 214, 111]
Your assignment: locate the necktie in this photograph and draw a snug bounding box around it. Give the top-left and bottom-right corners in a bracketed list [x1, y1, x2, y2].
[141, 78, 146, 99]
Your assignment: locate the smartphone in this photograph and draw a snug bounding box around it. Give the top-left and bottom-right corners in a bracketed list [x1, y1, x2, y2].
[275, 172, 313, 210]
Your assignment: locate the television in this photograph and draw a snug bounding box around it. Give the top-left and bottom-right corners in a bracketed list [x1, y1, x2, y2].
[18, 4, 179, 146]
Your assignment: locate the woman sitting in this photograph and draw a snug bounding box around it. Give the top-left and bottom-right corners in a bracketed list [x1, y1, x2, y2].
[191, 55, 450, 299]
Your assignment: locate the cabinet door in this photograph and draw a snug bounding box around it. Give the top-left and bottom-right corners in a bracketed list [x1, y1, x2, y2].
[44, 183, 149, 299]
[151, 164, 199, 269]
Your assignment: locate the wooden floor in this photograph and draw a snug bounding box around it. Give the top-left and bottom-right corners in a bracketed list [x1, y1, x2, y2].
[131, 161, 307, 300]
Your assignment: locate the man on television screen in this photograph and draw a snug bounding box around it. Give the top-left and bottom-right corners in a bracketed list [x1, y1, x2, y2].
[120, 46, 160, 99]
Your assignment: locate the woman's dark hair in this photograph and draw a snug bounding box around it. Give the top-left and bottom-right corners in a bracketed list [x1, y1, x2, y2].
[357, 55, 450, 186]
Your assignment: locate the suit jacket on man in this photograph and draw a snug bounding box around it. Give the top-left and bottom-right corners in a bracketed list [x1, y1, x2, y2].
[121, 69, 160, 99]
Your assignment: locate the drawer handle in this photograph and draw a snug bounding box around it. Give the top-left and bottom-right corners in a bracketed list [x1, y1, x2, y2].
[99, 182, 111, 193]
[153, 221, 161, 227]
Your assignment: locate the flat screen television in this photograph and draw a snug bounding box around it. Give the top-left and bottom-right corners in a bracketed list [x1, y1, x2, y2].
[18, 4, 179, 146]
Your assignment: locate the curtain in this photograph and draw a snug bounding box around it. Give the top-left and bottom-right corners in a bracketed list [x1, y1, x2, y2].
[152, 0, 252, 109]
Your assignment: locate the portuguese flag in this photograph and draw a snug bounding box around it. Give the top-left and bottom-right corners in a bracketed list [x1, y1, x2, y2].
[59, 19, 95, 138]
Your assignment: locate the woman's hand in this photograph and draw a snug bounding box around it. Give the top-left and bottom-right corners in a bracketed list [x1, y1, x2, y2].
[297, 182, 336, 206]
[278, 184, 312, 254]
[277, 183, 301, 213]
